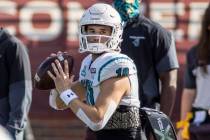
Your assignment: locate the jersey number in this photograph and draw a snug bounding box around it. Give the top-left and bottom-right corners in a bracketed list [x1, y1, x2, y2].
[116, 67, 129, 77]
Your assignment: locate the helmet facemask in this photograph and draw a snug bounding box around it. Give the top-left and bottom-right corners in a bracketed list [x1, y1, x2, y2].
[79, 24, 122, 54]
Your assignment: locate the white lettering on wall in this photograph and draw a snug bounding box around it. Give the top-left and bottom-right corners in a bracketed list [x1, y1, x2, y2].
[0, 1, 17, 34]
[150, 2, 209, 41]
[67, 2, 84, 41]
[19, 1, 63, 41]
[188, 3, 208, 40]
[0, 1, 209, 42]
[150, 2, 185, 41]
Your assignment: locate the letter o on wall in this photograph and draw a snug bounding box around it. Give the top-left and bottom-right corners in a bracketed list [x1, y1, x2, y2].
[19, 1, 63, 41]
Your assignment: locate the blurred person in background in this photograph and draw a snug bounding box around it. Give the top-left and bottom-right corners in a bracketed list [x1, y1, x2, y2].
[177, 3, 210, 140]
[113, 0, 179, 117]
[114, 0, 179, 139]
[0, 28, 32, 140]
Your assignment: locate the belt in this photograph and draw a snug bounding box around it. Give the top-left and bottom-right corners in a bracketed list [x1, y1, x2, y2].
[104, 106, 141, 129]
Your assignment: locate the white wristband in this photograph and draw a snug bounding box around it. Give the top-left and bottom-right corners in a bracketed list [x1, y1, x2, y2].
[60, 89, 78, 105]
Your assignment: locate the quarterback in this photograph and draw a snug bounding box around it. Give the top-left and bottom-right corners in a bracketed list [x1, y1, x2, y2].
[48, 3, 141, 140]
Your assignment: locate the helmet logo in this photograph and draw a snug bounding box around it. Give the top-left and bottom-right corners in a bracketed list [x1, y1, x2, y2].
[89, 6, 106, 15]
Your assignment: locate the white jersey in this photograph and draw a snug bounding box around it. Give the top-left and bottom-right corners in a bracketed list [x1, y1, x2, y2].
[79, 52, 140, 108]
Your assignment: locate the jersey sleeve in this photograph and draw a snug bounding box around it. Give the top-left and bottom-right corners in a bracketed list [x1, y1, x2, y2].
[96, 56, 137, 84]
[151, 25, 179, 74]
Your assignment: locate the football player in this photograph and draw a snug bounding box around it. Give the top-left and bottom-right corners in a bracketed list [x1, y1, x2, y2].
[47, 3, 141, 140]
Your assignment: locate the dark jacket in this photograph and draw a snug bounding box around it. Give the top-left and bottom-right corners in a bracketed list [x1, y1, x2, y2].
[0, 28, 32, 140]
[121, 15, 179, 107]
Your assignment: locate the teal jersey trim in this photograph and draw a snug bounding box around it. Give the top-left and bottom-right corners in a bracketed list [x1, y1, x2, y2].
[98, 57, 132, 82]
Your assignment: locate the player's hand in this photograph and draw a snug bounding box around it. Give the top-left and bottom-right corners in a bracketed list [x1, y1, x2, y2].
[47, 59, 75, 93]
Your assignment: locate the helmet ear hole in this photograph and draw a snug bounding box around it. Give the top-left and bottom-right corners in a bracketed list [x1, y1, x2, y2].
[79, 3, 123, 54]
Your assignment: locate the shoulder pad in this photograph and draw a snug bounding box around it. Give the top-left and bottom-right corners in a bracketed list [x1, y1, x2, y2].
[93, 53, 137, 85]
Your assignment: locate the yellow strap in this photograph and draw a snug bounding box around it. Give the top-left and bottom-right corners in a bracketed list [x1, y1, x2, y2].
[176, 112, 193, 140]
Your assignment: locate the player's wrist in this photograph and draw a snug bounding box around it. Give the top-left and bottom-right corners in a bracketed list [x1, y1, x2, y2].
[60, 89, 78, 105]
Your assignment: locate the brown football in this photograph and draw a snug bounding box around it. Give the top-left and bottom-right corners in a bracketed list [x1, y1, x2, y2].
[34, 52, 74, 90]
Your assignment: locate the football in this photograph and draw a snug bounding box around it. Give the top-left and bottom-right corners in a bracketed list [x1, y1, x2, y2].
[34, 52, 74, 90]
